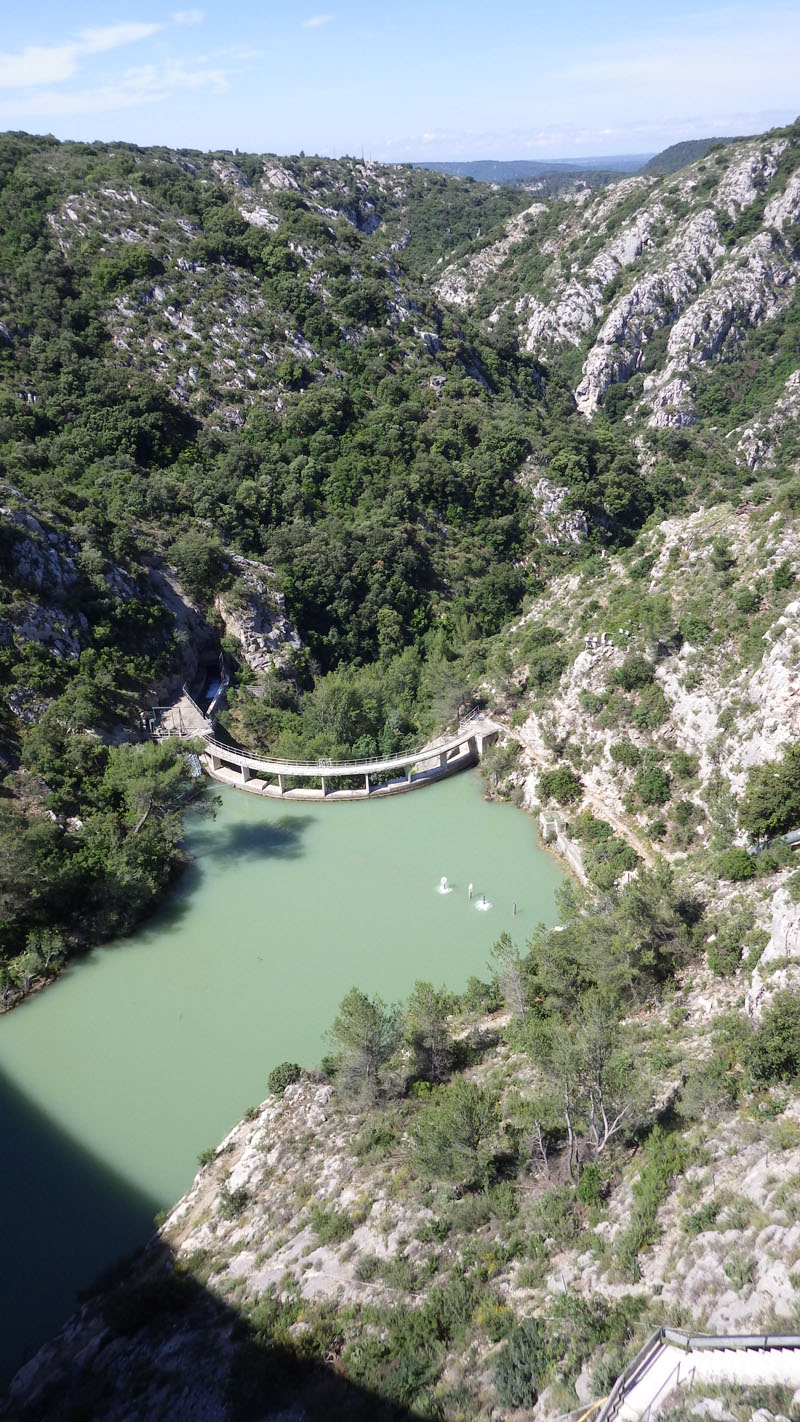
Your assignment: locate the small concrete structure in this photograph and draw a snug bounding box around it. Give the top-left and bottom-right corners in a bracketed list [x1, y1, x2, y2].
[201, 715, 501, 801]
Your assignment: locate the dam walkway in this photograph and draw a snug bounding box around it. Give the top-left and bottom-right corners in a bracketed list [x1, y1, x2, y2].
[202, 713, 502, 801]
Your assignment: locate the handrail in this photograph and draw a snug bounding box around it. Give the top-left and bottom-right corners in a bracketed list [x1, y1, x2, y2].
[596, 1328, 800, 1422]
[597, 1332, 667, 1422]
[202, 711, 492, 773]
[181, 682, 210, 723]
[641, 1361, 694, 1422]
[662, 1329, 800, 1351]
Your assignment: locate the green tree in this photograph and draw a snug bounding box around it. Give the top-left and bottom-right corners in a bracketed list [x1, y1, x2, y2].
[539, 767, 582, 805]
[746, 992, 800, 1085]
[410, 1077, 499, 1188]
[405, 980, 454, 1084]
[739, 744, 800, 840]
[488, 932, 527, 1017]
[330, 987, 401, 1101]
[170, 530, 227, 603]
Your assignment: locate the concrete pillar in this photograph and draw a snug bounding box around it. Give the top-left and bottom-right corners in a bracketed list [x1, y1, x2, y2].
[364, 773, 370, 794]
[406, 765, 413, 783]
[277, 773, 285, 794]
[209, 753, 220, 772]
[439, 750, 448, 770]
[321, 776, 327, 796]
[468, 735, 477, 759]
[240, 763, 251, 783]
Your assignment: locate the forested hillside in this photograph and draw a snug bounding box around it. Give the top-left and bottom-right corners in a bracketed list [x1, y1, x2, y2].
[1, 120, 799, 987]
[0, 133, 663, 992]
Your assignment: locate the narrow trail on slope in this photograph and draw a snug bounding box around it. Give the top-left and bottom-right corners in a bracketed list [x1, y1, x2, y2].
[498, 722, 657, 870]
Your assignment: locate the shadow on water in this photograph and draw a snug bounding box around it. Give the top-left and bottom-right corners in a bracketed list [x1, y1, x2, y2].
[206, 812, 316, 866]
[0, 1069, 424, 1421]
[188, 811, 316, 867]
[123, 811, 316, 945]
[0, 1067, 160, 1386]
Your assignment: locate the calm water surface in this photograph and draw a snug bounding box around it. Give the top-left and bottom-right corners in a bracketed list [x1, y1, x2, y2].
[0, 772, 563, 1379]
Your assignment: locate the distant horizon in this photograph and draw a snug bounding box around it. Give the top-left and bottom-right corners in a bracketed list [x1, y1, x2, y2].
[0, 2, 797, 162]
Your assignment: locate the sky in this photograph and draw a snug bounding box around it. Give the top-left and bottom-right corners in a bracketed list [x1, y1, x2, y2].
[0, 1, 797, 161]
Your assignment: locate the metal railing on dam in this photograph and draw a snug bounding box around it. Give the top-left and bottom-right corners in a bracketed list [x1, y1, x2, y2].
[201, 713, 501, 801]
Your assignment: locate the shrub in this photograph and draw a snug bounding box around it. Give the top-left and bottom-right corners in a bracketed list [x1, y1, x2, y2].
[460, 975, 503, 1012]
[717, 848, 756, 882]
[526, 644, 570, 693]
[309, 1204, 355, 1245]
[683, 1200, 720, 1235]
[494, 1317, 549, 1409]
[634, 767, 671, 806]
[674, 799, 698, 827]
[268, 1061, 302, 1095]
[611, 656, 655, 692]
[707, 929, 743, 977]
[614, 1126, 688, 1278]
[539, 767, 582, 804]
[723, 1250, 755, 1289]
[410, 1078, 500, 1189]
[610, 739, 641, 768]
[746, 991, 800, 1085]
[680, 610, 712, 644]
[735, 589, 760, 614]
[773, 559, 794, 591]
[577, 1163, 605, 1207]
[219, 1185, 249, 1219]
[671, 749, 699, 779]
[170, 529, 227, 603]
[631, 685, 669, 729]
[739, 744, 800, 839]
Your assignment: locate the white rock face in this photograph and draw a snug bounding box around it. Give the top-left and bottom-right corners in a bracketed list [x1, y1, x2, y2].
[435, 200, 547, 307]
[734, 368, 800, 469]
[521, 472, 590, 544]
[431, 133, 800, 436]
[747, 886, 800, 1018]
[239, 205, 279, 229]
[214, 555, 301, 676]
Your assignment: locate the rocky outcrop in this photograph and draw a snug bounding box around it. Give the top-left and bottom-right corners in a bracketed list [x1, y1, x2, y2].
[435, 201, 547, 307]
[747, 886, 800, 1018]
[520, 470, 590, 545]
[1, 501, 91, 661]
[430, 130, 800, 439]
[734, 368, 800, 469]
[500, 502, 800, 862]
[214, 555, 301, 678]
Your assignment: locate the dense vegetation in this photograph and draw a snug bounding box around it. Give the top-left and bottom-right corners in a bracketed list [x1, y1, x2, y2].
[0, 131, 681, 995]
[1, 126, 798, 987]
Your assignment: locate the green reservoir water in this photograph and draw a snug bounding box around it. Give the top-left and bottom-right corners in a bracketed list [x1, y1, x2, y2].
[0, 772, 563, 1381]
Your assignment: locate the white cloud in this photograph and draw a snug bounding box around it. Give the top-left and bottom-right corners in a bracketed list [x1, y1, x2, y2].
[0, 44, 79, 88]
[123, 60, 228, 95]
[0, 22, 162, 88]
[173, 9, 205, 25]
[303, 14, 333, 29]
[551, 5, 800, 111]
[0, 57, 229, 118]
[80, 23, 163, 55]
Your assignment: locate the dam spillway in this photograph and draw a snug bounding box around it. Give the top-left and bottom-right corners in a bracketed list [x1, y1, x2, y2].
[201, 713, 501, 800]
